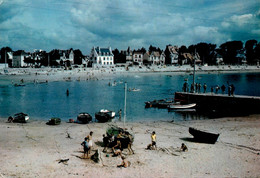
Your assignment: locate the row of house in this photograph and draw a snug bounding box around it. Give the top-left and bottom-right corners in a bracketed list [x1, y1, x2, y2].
[4, 45, 204, 68]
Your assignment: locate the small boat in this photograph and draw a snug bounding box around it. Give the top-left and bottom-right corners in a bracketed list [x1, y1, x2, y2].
[95, 109, 116, 123]
[168, 103, 196, 110]
[129, 88, 140, 92]
[46, 117, 61, 125]
[8, 112, 29, 123]
[145, 99, 166, 108]
[77, 112, 92, 124]
[157, 99, 174, 108]
[189, 127, 220, 144]
[106, 125, 134, 148]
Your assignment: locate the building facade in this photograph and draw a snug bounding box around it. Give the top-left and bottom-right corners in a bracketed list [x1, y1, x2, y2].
[90, 46, 114, 67]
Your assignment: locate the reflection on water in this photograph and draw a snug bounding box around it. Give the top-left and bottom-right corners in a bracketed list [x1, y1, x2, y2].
[0, 72, 260, 122]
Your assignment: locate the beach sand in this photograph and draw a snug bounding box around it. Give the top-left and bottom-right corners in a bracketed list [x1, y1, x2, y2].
[0, 115, 259, 177]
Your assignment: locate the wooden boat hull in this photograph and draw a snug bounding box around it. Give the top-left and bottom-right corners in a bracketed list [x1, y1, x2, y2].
[189, 127, 219, 144]
[77, 113, 92, 124]
[46, 118, 61, 125]
[168, 103, 196, 110]
[95, 110, 115, 123]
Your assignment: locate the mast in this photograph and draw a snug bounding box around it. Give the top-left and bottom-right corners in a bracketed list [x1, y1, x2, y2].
[193, 49, 196, 93]
[123, 82, 127, 129]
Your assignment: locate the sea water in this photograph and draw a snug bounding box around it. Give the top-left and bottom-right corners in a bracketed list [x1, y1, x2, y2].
[0, 72, 259, 122]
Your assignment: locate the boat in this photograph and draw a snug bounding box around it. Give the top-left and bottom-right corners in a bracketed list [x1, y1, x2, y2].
[145, 99, 166, 108]
[106, 125, 134, 148]
[77, 112, 92, 124]
[168, 103, 196, 110]
[8, 112, 29, 123]
[157, 99, 174, 108]
[95, 109, 116, 123]
[46, 117, 61, 125]
[189, 127, 220, 144]
[129, 88, 140, 92]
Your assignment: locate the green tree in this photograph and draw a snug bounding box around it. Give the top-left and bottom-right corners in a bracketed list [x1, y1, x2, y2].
[245, 39, 257, 64]
[74, 49, 84, 65]
[219, 41, 243, 64]
[0, 47, 12, 64]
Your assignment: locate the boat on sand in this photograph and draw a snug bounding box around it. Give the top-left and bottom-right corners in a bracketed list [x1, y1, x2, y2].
[189, 127, 220, 144]
[46, 117, 61, 125]
[77, 112, 92, 124]
[95, 109, 116, 123]
[8, 112, 29, 123]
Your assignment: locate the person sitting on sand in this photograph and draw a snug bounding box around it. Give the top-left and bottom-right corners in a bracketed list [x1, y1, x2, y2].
[181, 143, 188, 152]
[86, 131, 93, 155]
[81, 137, 90, 158]
[117, 156, 129, 168]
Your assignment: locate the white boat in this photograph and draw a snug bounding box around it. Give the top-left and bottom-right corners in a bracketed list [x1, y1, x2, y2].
[129, 88, 140, 92]
[168, 103, 196, 110]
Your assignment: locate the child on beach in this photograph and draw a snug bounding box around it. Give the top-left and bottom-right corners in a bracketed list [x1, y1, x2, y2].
[117, 156, 129, 168]
[86, 131, 93, 155]
[147, 131, 157, 150]
[81, 137, 90, 158]
[181, 143, 188, 152]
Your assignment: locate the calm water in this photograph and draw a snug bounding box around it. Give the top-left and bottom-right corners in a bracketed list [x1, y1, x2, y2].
[0, 72, 260, 122]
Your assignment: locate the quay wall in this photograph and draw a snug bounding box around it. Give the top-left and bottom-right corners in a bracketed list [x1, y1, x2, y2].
[174, 92, 260, 116]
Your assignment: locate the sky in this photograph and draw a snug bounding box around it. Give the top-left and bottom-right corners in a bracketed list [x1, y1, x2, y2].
[0, 0, 259, 54]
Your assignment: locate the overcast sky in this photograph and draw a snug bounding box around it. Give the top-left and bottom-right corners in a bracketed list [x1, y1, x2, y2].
[0, 0, 259, 54]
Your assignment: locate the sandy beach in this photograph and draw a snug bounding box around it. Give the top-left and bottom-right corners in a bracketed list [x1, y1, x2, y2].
[0, 65, 260, 85]
[0, 115, 259, 177]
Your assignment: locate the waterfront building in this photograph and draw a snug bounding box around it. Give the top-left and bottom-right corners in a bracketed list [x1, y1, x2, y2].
[12, 50, 29, 67]
[90, 46, 114, 67]
[132, 51, 143, 66]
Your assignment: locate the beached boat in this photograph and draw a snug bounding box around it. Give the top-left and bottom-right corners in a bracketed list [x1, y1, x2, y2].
[8, 112, 29, 123]
[46, 117, 61, 125]
[95, 109, 116, 123]
[189, 127, 220, 144]
[168, 103, 196, 110]
[77, 112, 92, 124]
[106, 125, 134, 148]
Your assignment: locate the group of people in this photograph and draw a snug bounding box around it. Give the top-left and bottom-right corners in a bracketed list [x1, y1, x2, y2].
[183, 82, 235, 96]
[81, 130, 188, 168]
[183, 82, 206, 93]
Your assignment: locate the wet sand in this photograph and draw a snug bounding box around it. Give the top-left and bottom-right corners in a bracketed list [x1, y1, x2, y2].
[0, 115, 259, 177]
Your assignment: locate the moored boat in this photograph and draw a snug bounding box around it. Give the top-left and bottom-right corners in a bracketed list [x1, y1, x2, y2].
[95, 109, 116, 123]
[189, 127, 220, 144]
[77, 112, 92, 124]
[145, 99, 166, 108]
[168, 103, 196, 110]
[46, 117, 61, 125]
[8, 112, 29, 123]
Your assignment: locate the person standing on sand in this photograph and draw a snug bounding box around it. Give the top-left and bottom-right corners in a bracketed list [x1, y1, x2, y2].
[118, 109, 122, 121]
[86, 131, 93, 155]
[81, 137, 90, 158]
[151, 131, 157, 150]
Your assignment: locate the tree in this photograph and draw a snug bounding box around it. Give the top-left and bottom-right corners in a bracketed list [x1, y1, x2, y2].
[195, 43, 216, 65]
[0, 47, 12, 64]
[74, 49, 84, 65]
[164, 45, 171, 65]
[219, 41, 243, 64]
[245, 39, 257, 64]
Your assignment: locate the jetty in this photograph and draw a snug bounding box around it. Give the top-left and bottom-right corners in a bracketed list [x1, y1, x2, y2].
[174, 92, 260, 116]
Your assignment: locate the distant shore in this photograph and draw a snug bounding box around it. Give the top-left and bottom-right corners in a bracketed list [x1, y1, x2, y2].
[0, 115, 259, 177]
[0, 65, 260, 85]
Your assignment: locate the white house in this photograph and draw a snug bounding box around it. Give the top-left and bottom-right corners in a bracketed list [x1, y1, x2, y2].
[90, 46, 114, 67]
[12, 51, 29, 67]
[132, 51, 143, 66]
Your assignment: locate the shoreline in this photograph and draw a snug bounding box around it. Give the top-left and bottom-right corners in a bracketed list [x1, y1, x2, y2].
[0, 65, 260, 85]
[0, 115, 259, 177]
